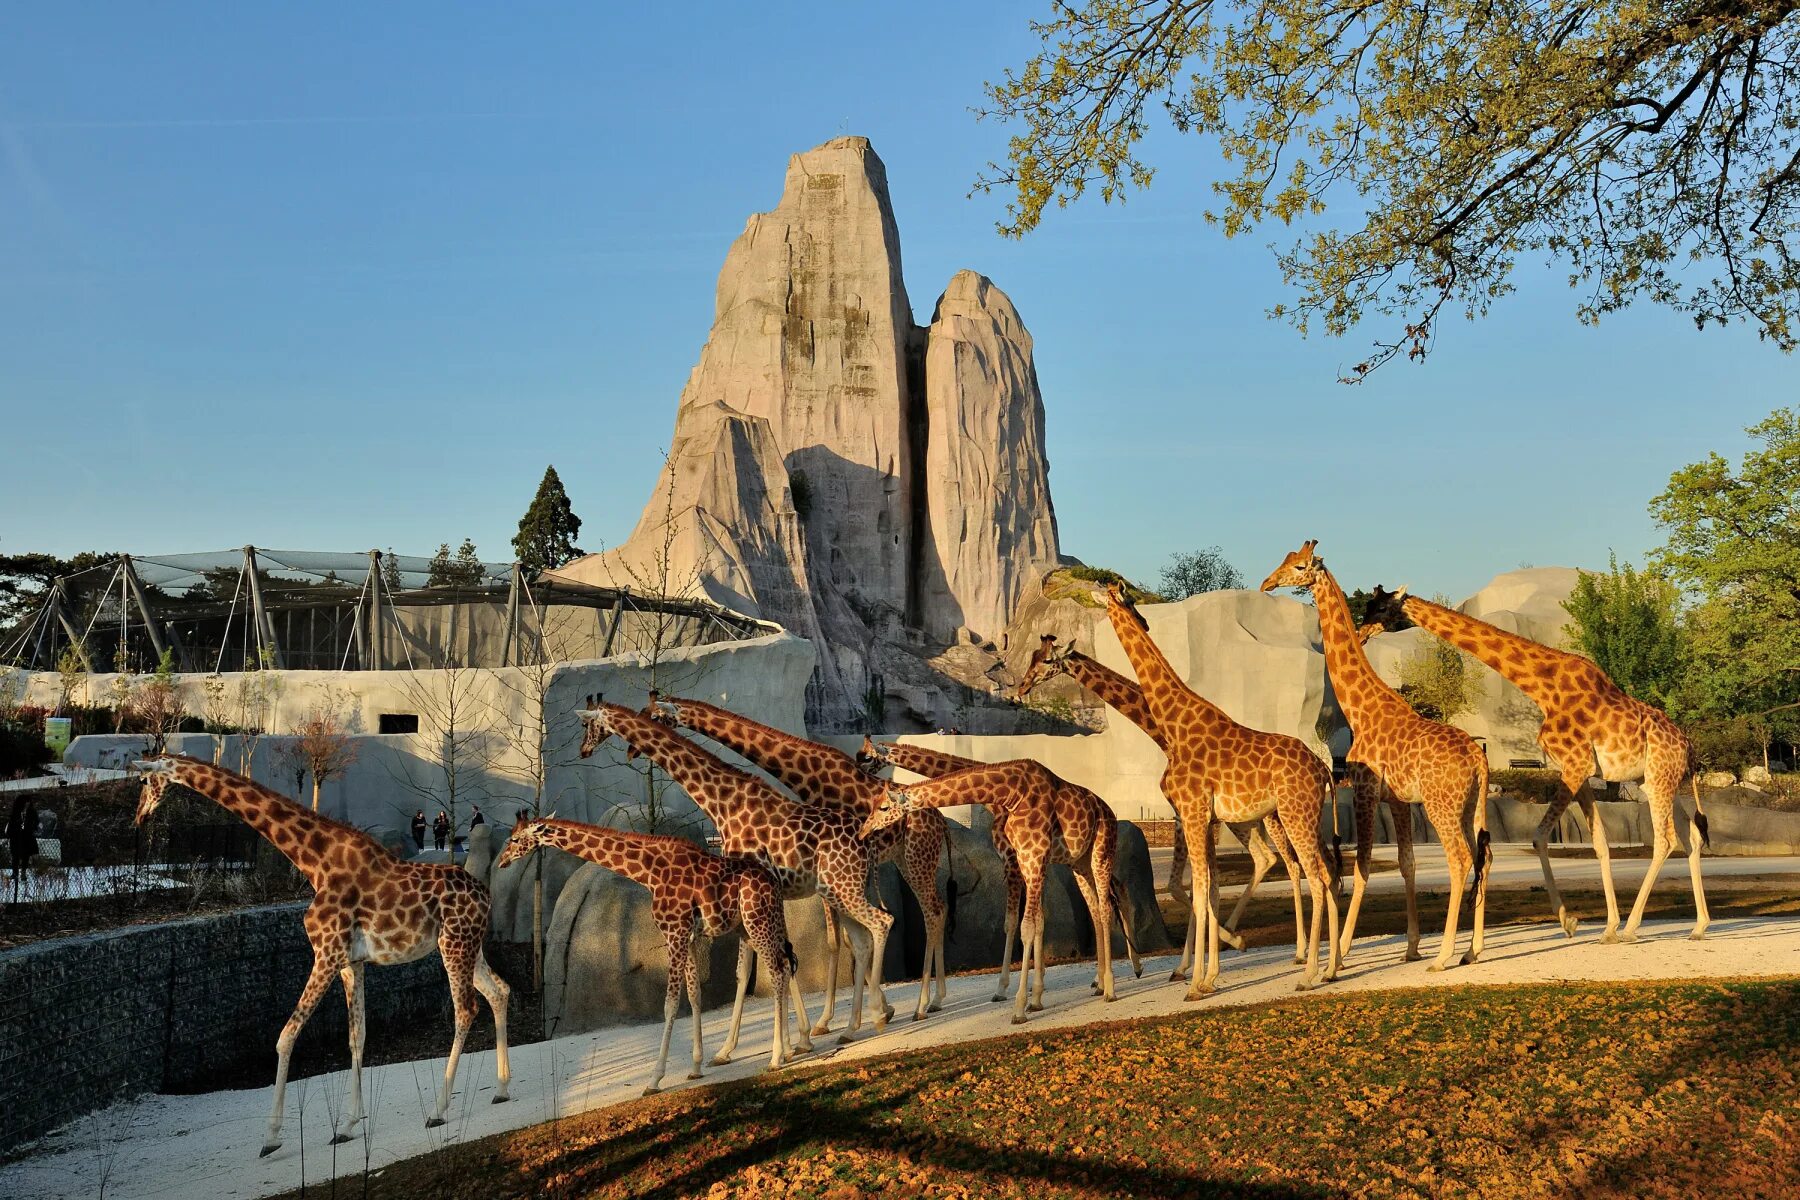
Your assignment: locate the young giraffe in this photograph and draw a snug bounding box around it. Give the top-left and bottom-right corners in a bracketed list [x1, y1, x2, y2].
[862, 739, 1143, 1003]
[1098, 583, 1340, 997]
[1364, 584, 1710, 941]
[1261, 542, 1490, 972]
[861, 757, 1130, 1024]
[133, 756, 509, 1157]
[647, 693, 948, 1025]
[578, 700, 895, 1041]
[1015, 633, 1312, 972]
[494, 817, 799, 1094]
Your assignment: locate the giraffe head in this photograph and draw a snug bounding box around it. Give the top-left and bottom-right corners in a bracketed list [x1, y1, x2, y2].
[1361, 584, 1409, 632]
[858, 784, 913, 839]
[133, 756, 181, 825]
[644, 690, 680, 727]
[1259, 539, 1322, 593]
[1103, 581, 1149, 629]
[1014, 634, 1073, 699]
[853, 735, 888, 777]
[496, 816, 556, 869]
[577, 695, 612, 758]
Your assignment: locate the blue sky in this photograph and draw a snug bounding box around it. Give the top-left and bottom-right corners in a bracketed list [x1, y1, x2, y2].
[1, 3, 1789, 603]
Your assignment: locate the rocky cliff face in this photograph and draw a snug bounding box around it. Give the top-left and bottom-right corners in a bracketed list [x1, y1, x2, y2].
[551, 138, 1062, 729]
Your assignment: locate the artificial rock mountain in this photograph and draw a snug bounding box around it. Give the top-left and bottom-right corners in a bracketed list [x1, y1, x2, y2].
[550, 137, 1063, 729]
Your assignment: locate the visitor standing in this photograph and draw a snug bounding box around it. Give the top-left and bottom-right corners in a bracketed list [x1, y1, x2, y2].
[433, 810, 450, 851]
[470, 806, 485, 828]
[7, 797, 39, 905]
[411, 809, 427, 851]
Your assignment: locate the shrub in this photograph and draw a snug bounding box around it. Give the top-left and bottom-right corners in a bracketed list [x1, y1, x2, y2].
[1490, 767, 1565, 804]
[1687, 717, 1765, 774]
[1054, 566, 1163, 607]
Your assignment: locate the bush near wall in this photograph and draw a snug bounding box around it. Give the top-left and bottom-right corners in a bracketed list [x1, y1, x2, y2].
[1489, 768, 1565, 805]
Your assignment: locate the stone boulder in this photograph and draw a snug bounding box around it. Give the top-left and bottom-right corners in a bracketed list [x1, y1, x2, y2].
[366, 825, 416, 861]
[1112, 821, 1173, 955]
[755, 863, 909, 997]
[464, 823, 494, 883]
[542, 862, 739, 1035]
[489, 839, 587, 943]
[915, 271, 1061, 645]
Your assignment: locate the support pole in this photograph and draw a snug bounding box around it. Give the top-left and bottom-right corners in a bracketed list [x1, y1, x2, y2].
[599, 594, 626, 658]
[243, 546, 284, 669]
[50, 579, 94, 672]
[121, 555, 170, 662]
[367, 550, 384, 670]
[500, 562, 521, 668]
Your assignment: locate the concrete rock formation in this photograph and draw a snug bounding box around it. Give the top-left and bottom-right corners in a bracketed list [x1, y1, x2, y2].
[551, 138, 1061, 729]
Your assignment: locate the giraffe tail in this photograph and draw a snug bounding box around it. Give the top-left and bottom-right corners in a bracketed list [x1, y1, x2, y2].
[942, 829, 958, 941]
[1107, 875, 1138, 960]
[1466, 754, 1491, 910]
[783, 939, 798, 976]
[1691, 776, 1711, 848]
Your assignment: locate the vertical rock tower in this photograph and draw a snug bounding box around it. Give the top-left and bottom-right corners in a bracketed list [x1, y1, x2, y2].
[552, 137, 1062, 728]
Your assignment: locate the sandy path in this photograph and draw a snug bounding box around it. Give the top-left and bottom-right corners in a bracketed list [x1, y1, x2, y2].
[5, 911, 1797, 1200]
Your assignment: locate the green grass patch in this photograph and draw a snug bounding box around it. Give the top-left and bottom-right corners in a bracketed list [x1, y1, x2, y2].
[312, 977, 1800, 1199]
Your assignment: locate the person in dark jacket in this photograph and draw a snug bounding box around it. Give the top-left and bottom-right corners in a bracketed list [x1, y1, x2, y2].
[469, 807, 485, 828]
[410, 809, 428, 851]
[433, 810, 451, 851]
[7, 797, 39, 905]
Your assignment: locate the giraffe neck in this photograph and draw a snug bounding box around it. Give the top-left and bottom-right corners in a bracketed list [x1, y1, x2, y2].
[1400, 595, 1590, 705]
[598, 704, 789, 827]
[898, 764, 1020, 813]
[535, 819, 689, 889]
[670, 698, 871, 805]
[1062, 651, 1158, 741]
[882, 743, 983, 778]
[1101, 597, 1234, 735]
[169, 758, 375, 885]
[1310, 565, 1414, 731]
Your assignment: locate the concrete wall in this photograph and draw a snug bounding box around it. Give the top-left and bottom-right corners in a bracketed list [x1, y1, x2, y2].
[0, 902, 447, 1155]
[47, 631, 816, 843]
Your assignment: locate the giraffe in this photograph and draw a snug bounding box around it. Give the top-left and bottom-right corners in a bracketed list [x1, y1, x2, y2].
[862, 739, 1144, 1002]
[861, 756, 1132, 1024]
[1363, 583, 1710, 941]
[1015, 633, 1313, 973]
[132, 755, 509, 1157]
[1260, 541, 1491, 972]
[494, 817, 799, 1094]
[578, 700, 895, 1041]
[646, 693, 948, 1024]
[1098, 582, 1340, 997]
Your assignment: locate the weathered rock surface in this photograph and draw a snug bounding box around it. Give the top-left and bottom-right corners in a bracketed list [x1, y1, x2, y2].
[549, 138, 1062, 731]
[1113, 821, 1174, 954]
[541, 862, 738, 1035]
[916, 271, 1061, 645]
[489, 838, 588, 943]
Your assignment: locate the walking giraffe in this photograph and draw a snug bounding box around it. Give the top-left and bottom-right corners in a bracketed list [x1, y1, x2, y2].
[495, 817, 800, 1094]
[861, 756, 1133, 1023]
[1098, 583, 1340, 996]
[862, 738, 1143, 1001]
[579, 700, 895, 1040]
[1015, 633, 1312, 973]
[646, 693, 949, 1024]
[133, 756, 509, 1157]
[1261, 541, 1490, 971]
[1363, 584, 1710, 941]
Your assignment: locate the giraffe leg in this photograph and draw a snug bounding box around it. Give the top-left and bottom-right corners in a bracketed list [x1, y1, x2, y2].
[811, 902, 841, 1037]
[1580, 791, 1623, 942]
[1533, 781, 1579, 936]
[1621, 788, 1678, 942]
[713, 938, 753, 1066]
[1259, 814, 1308, 965]
[898, 829, 947, 1018]
[787, 973, 814, 1055]
[994, 847, 1022, 1001]
[428, 947, 481, 1127]
[1460, 785, 1491, 966]
[1289, 800, 1340, 990]
[644, 934, 687, 1096]
[1685, 792, 1712, 941]
[1072, 866, 1114, 1001]
[685, 932, 706, 1080]
[1428, 825, 1471, 973]
[1216, 820, 1270, 954]
[1338, 777, 1377, 962]
[1030, 907, 1049, 1013]
[1013, 870, 1044, 1023]
[261, 950, 339, 1157]
[470, 950, 511, 1103]
[1182, 810, 1216, 1001]
[1390, 795, 1421, 961]
[1172, 900, 1197, 982]
[1201, 817, 1223, 989]
[329, 962, 366, 1145]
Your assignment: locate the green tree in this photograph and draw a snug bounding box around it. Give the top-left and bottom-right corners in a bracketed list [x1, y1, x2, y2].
[382, 547, 404, 594]
[1157, 546, 1244, 598]
[513, 465, 584, 577]
[427, 540, 486, 589]
[1396, 638, 1480, 724]
[978, 1, 1800, 378]
[1561, 553, 1687, 708]
[1651, 407, 1800, 728]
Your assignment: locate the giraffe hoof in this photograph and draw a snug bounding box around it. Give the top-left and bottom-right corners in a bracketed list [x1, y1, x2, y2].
[329, 1133, 353, 1146]
[711, 1054, 732, 1066]
[1027, 1002, 1044, 1013]
[1402, 949, 1423, 963]
[686, 1071, 704, 1081]
[837, 1033, 856, 1046]
[258, 1143, 281, 1159]
[808, 1024, 831, 1038]
[1426, 962, 1449, 974]
[1010, 1014, 1028, 1025]
[1294, 977, 1320, 992]
[1169, 970, 1188, 983]
[492, 1094, 510, 1105]
[1132, 964, 1143, 979]
[1560, 915, 1579, 938]
[1599, 928, 1621, 945]
[912, 1011, 926, 1023]
[926, 1001, 942, 1013]
[1690, 927, 1710, 941]
[425, 1117, 446, 1129]
[793, 1040, 814, 1055]
[1183, 985, 1215, 1002]
[1616, 931, 1639, 944]
[1292, 954, 1305, 966]
[1460, 951, 1481, 966]
[642, 1086, 662, 1097]
[990, 993, 1008, 1003]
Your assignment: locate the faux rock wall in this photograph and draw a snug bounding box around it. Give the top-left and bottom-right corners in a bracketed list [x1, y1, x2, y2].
[0, 903, 447, 1154]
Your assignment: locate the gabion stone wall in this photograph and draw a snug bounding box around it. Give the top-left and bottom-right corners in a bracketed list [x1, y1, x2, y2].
[0, 902, 448, 1154]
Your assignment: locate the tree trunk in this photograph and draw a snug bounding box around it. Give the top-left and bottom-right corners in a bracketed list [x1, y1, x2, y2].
[532, 855, 544, 993]
[311, 775, 321, 812]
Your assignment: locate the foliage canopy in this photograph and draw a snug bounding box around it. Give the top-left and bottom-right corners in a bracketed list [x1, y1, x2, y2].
[978, 0, 1800, 377]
